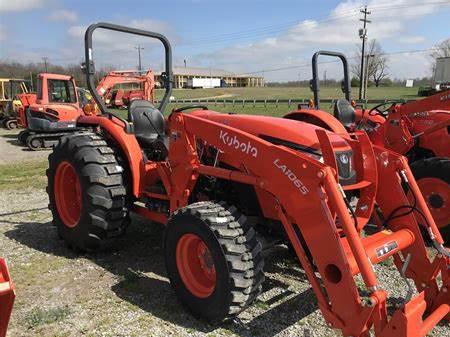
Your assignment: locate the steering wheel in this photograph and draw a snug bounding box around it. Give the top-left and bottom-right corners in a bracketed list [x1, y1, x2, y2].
[368, 102, 398, 117]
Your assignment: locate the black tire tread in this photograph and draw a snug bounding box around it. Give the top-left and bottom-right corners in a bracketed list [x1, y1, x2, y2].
[47, 132, 129, 251]
[169, 201, 264, 320]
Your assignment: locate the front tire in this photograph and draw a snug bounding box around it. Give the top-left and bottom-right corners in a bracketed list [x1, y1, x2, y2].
[411, 158, 450, 244]
[47, 133, 129, 251]
[165, 202, 264, 322]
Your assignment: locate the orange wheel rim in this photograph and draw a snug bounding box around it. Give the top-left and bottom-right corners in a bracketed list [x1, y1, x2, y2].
[54, 161, 82, 228]
[176, 233, 216, 298]
[416, 177, 449, 229]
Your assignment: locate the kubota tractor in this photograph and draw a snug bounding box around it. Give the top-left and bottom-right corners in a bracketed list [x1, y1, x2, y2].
[96, 69, 155, 108]
[16, 73, 93, 150]
[288, 51, 450, 243]
[0, 259, 14, 337]
[46, 23, 450, 337]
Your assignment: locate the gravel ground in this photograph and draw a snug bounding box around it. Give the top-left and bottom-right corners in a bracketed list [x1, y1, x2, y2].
[0, 131, 448, 337]
[0, 129, 50, 165]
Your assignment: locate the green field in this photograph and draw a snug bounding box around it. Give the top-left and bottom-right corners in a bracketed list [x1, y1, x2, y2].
[111, 86, 421, 118]
[155, 86, 420, 101]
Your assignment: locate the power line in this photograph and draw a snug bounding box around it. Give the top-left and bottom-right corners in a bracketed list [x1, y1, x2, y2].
[235, 48, 442, 76]
[177, 1, 450, 48]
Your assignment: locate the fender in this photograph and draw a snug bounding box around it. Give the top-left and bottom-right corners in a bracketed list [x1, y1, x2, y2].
[284, 110, 349, 135]
[77, 115, 143, 197]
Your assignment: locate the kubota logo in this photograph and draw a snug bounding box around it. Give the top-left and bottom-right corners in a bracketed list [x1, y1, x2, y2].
[274, 159, 309, 195]
[219, 130, 258, 158]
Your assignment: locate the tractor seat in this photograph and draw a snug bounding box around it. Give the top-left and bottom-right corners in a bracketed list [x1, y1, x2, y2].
[333, 99, 356, 128]
[129, 100, 168, 161]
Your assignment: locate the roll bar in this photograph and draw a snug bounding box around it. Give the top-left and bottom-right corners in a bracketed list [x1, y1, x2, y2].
[310, 51, 351, 109]
[84, 22, 173, 127]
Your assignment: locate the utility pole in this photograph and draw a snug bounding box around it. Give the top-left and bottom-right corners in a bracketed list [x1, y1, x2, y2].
[364, 54, 374, 99]
[42, 57, 49, 72]
[135, 45, 144, 71]
[29, 72, 34, 91]
[358, 6, 371, 100]
[184, 59, 187, 68]
[323, 70, 327, 86]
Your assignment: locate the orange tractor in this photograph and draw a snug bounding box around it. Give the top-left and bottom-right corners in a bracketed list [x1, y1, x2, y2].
[16, 73, 95, 150]
[289, 51, 450, 243]
[96, 69, 155, 108]
[0, 259, 14, 337]
[45, 23, 450, 337]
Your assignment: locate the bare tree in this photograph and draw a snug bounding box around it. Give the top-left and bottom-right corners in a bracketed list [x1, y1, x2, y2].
[351, 39, 389, 87]
[430, 38, 450, 74]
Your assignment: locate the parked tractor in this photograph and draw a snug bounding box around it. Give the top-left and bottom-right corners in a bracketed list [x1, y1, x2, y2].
[288, 51, 450, 243]
[96, 69, 155, 108]
[0, 259, 14, 337]
[0, 78, 30, 129]
[45, 23, 450, 337]
[16, 73, 95, 150]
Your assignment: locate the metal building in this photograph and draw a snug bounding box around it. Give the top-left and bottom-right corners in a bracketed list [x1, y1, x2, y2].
[154, 67, 264, 89]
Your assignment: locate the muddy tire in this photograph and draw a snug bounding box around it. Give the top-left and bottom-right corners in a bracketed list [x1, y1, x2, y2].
[164, 201, 264, 322]
[411, 157, 450, 244]
[47, 133, 129, 251]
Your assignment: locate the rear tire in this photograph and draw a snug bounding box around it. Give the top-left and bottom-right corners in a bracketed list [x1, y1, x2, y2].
[5, 119, 17, 130]
[411, 158, 450, 244]
[47, 133, 129, 251]
[164, 201, 264, 322]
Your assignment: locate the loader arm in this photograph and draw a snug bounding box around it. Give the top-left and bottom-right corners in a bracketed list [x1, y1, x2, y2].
[396, 89, 450, 116]
[163, 111, 450, 337]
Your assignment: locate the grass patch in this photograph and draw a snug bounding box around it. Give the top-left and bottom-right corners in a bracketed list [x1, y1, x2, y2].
[0, 160, 48, 191]
[24, 305, 72, 329]
[155, 86, 420, 101]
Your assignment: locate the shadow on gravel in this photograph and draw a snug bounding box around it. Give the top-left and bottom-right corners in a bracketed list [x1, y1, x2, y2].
[4, 213, 318, 337]
[1, 134, 31, 151]
[0, 207, 47, 217]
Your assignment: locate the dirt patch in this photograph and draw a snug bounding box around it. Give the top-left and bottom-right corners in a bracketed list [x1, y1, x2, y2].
[0, 187, 448, 337]
[0, 129, 49, 165]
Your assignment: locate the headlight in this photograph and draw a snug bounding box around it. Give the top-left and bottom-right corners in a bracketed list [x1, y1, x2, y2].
[335, 150, 356, 185]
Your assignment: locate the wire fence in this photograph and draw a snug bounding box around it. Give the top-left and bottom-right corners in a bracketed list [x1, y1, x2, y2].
[165, 98, 415, 108]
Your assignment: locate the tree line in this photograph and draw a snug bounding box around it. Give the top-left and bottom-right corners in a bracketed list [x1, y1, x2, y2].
[0, 61, 114, 89]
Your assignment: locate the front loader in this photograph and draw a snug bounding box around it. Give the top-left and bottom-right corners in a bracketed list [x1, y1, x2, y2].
[45, 23, 450, 337]
[287, 50, 450, 243]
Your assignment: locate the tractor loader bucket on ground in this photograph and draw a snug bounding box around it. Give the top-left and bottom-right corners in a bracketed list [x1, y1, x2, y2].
[0, 259, 14, 337]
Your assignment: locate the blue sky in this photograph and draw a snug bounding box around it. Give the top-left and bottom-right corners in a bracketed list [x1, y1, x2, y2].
[1, 0, 449, 81]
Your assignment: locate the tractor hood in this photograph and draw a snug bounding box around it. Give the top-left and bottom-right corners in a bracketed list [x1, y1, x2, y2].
[191, 110, 350, 155]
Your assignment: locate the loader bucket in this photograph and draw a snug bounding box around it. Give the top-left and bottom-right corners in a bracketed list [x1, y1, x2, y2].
[0, 259, 14, 337]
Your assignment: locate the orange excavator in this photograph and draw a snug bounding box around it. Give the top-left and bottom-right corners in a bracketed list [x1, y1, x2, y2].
[96, 70, 155, 108]
[0, 259, 14, 337]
